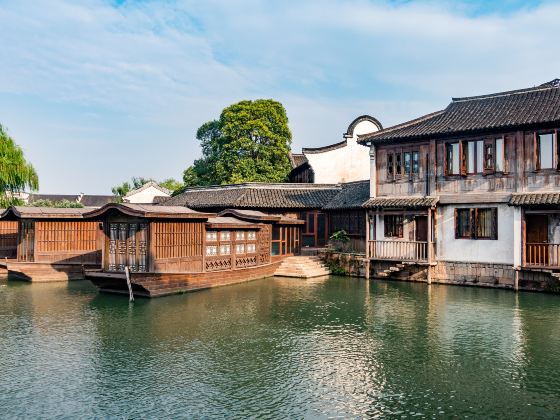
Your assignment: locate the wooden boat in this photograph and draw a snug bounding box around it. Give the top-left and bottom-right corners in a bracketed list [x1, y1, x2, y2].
[83, 203, 303, 297]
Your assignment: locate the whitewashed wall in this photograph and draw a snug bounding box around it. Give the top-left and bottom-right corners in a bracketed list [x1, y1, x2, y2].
[124, 185, 170, 203]
[305, 120, 379, 183]
[436, 204, 515, 265]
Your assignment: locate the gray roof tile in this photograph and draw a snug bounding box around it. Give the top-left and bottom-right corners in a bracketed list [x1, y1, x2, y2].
[359, 81, 560, 144]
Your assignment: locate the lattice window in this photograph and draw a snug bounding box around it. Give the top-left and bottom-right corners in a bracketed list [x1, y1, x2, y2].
[236, 231, 245, 241]
[206, 231, 218, 242]
[220, 231, 231, 241]
[236, 244, 245, 254]
[246, 243, 256, 254]
[219, 244, 231, 255]
[206, 245, 218, 256]
[247, 231, 256, 240]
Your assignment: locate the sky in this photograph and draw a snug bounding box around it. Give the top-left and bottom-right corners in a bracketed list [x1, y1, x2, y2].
[0, 0, 558, 194]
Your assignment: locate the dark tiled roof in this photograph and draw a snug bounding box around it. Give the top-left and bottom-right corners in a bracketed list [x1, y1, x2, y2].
[289, 153, 308, 168]
[323, 180, 370, 210]
[28, 194, 79, 203]
[302, 139, 347, 154]
[27, 194, 118, 207]
[84, 203, 213, 219]
[362, 196, 439, 209]
[509, 192, 560, 206]
[1, 206, 91, 219]
[359, 81, 560, 144]
[164, 183, 340, 210]
[80, 195, 118, 207]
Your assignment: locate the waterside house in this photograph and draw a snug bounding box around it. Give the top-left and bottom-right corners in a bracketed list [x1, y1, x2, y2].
[0, 207, 103, 281]
[358, 79, 560, 291]
[83, 203, 303, 297]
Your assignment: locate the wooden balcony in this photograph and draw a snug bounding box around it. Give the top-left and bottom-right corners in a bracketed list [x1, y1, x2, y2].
[368, 240, 434, 262]
[524, 243, 560, 268]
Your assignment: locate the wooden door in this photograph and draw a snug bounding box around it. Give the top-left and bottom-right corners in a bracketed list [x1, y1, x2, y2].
[107, 222, 148, 272]
[302, 211, 328, 248]
[526, 215, 548, 265]
[19, 221, 35, 262]
[415, 216, 428, 242]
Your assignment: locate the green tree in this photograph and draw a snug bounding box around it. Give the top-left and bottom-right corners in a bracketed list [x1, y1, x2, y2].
[183, 99, 292, 186]
[111, 176, 152, 197]
[159, 178, 182, 194]
[30, 199, 83, 208]
[0, 125, 39, 207]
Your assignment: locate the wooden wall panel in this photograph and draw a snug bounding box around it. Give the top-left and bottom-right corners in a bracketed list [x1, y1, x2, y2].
[33, 221, 101, 264]
[0, 221, 18, 258]
[151, 221, 203, 260]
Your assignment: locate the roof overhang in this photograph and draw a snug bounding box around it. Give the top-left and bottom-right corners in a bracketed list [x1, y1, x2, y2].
[362, 196, 439, 209]
[509, 192, 560, 207]
[83, 203, 214, 219]
[0, 206, 90, 220]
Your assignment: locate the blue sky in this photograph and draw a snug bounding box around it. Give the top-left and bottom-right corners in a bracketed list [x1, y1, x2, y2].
[0, 0, 558, 193]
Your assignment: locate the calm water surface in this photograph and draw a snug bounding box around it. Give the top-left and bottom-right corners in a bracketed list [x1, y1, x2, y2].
[1, 277, 560, 418]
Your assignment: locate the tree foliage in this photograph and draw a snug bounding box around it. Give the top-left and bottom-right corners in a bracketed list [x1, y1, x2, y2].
[0, 125, 39, 207]
[183, 99, 292, 186]
[30, 199, 83, 208]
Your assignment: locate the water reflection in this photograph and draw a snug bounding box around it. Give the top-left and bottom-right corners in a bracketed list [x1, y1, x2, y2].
[1, 278, 560, 417]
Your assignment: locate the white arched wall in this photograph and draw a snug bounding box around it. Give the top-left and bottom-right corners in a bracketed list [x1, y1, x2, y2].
[304, 118, 381, 184]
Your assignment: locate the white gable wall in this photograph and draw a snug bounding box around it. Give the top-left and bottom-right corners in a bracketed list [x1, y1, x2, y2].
[305, 120, 380, 184]
[124, 185, 170, 204]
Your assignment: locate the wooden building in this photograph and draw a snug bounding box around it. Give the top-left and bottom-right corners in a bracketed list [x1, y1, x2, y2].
[164, 183, 341, 249]
[358, 79, 560, 291]
[0, 207, 102, 281]
[83, 204, 303, 297]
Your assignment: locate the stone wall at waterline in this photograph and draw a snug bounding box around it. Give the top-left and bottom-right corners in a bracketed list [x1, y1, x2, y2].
[318, 250, 560, 293]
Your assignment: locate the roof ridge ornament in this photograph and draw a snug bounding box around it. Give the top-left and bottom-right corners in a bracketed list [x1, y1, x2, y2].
[540, 78, 560, 88]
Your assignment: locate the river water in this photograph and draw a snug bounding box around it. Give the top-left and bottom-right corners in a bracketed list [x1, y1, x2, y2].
[1, 277, 560, 418]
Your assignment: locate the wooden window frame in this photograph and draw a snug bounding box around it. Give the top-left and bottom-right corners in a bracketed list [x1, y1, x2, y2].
[494, 137, 505, 173]
[403, 151, 411, 176]
[395, 151, 403, 178]
[384, 215, 403, 238]
[454, 207, 498, 240]
[412, 151, 420, 176]
[483, 139, 495, 174]
[445, 142, 461, 176]
[534, 131, 557, 171]
[387, 152, 394, 180]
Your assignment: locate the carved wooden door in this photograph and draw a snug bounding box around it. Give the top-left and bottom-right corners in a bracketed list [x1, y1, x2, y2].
[107, 222, 148, 272]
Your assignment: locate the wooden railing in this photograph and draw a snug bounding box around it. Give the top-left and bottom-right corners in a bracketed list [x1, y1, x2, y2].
[525, 243, 560, 268]
[368, 240, 433, 262]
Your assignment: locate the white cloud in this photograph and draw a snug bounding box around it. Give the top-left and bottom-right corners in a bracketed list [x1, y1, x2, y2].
[0, 0, 558, 193]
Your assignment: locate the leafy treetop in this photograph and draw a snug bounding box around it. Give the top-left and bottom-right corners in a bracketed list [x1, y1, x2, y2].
[183, 99, 292, 187]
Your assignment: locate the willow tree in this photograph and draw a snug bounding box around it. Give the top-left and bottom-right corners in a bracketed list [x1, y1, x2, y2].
[0, 125, 39, 207]
[183, 99, 292, 186]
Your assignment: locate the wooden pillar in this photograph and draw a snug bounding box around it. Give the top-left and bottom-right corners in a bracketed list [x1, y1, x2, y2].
[365, 211, 371, 279]
[369, 144, 377, 198]
[427, 207, 433, 285]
